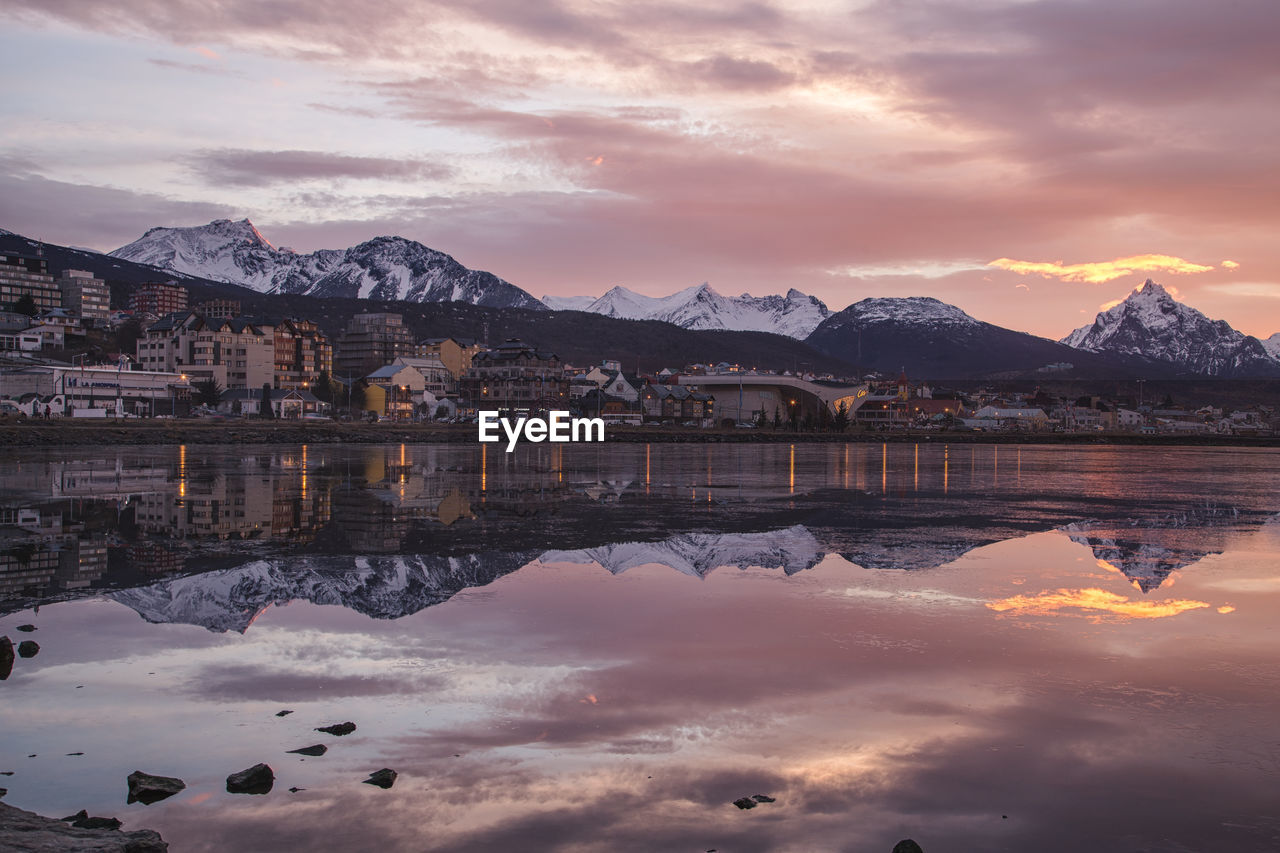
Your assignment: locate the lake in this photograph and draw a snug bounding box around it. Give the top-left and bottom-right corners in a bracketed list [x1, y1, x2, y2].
[1, 442, 1278, 852]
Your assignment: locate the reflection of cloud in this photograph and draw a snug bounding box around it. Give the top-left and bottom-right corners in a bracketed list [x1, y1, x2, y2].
[986, 587, 1210, 620]
[988, 254, 1215, 284]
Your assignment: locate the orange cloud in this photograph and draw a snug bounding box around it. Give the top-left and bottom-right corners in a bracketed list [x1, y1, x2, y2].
[987, 254, 1216, 284]
[986, 587, 1211, 620]
[1221, 260, 1240, 269]
[192, 46, 222, 60]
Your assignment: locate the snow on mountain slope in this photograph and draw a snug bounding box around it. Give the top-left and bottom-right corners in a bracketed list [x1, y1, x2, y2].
[542, 283, 830, 338]
[110, 218, 545, 309]
[542, 294, 598, 311]
[540, 525, 822, 577]
[1061, 280, 1280, 376]
[1262, 333, 1280, 361]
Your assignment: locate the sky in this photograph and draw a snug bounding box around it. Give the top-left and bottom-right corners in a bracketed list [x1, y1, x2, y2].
[1, 0, 1278, 340]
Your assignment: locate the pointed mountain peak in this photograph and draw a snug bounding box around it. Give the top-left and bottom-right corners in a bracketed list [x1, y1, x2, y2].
[1131, 279, 1174, 300]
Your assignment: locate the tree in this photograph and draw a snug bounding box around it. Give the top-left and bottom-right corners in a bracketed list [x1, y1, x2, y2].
[260, 383, 275, 419]
[312, 370, 334, 404]
[833, 401, 850, 432]
[113, 319, 143, 357]
[350, 382, 366, 413]
[193, 378, 223, 407]
[772, 407, 782, 430]
[12, 294, 37, 317]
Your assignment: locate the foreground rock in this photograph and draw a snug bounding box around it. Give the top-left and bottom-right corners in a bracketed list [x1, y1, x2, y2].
[892, 841, 925, 853]
[362, 768, 397, 789]
[731, 797, 757, 810]
[0, 801, 166, 851]
[60, 810, 121, 830]
[226, 763, 274, 795]
[315, 722, 356, 736]
[17, 641, 38, 659]
[0, 637, 13, 680]
[286, 744, 327, 757]
[126, 771, 185, 805]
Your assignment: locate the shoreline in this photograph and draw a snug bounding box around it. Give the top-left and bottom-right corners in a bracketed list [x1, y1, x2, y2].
[1, 419, 1278, 448]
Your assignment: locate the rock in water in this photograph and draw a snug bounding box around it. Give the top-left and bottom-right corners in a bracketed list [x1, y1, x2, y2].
[892, 841, 925, 853]
[286, 744, 327, 757]
[226, 763, 274, 795]
[275, 710, 293, 717]
[126, 771, 186, 805]
[315, 722, 356, 736]
[362, 768, 397, 789]
[17, 640, 39, 658]
[1, 802, 167, 851]
[16, 624, 36, 632]
[732, 797, 757, 810]
[751, 794, 776, 803]
[0, 637, 13, 680]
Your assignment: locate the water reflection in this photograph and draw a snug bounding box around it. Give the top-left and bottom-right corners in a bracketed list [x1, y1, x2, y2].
[3, 444, 1278, 617]
[1, 444, 1278, 851]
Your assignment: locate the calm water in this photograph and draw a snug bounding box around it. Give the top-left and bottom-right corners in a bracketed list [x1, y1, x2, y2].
[1, 443, 1278, 852]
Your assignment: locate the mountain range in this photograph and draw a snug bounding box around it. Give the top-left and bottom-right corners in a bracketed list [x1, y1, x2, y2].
[111, 219, 544, 309]
[543, 284, 831, 338]
[6, 218, 1280, 378]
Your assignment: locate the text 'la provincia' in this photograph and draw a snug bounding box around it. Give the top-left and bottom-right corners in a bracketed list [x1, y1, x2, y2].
[477, 410, 605, 452]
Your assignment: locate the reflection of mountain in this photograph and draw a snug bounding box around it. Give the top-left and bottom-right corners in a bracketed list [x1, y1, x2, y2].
[1062, 504, 1259, 592]
[110, 552, 536, 633]
[541, 525, 822, 577]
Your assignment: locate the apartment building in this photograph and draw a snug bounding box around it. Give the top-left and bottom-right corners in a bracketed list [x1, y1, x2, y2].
[137, 310, 274, 389]
[56, 269, 110, 323]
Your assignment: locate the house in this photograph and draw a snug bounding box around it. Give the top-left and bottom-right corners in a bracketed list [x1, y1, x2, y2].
[364, 362, 428, 420]
[459, 339, 569, 413]
[218, 387, 325, 418]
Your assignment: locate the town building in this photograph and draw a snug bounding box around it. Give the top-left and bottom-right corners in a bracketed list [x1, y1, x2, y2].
[136, 310, 274, 389]
[0, 362, 188, 417]
[416, 337, 484, 381]
[459, 339, 569, 412]
[129, 281, 189, 316]
[56, 270, 110, 323]
[334, 313, 414, 379]
[198, 298, 242, 319]
[0, 253, 62, 314]
[272, 318, 333, 390]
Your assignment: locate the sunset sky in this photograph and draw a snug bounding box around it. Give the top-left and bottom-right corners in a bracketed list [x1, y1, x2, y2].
[1, 0, 1277, 339]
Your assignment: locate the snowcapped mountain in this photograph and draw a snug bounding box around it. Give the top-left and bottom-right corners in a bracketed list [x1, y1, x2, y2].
[1263, 333, 1280, 361]
[541, 294, 598, 311]
[110, 551, 536, 633]
[806, 296, 1100, 377]
[110, 218, 545, 309]
[540, 525, 822, 577]
[542, 283, 830, 339]
[1061, 280, 1280, 377]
